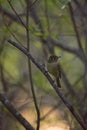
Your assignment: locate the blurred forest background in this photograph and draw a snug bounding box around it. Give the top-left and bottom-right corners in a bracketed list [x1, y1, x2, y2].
[0, 0, 87, 130]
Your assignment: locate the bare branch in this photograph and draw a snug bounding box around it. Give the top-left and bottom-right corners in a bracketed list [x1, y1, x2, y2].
[51, 38, 82, 57]
[0, 93, 34, 130]
[68, 3, 86, 60]
[29, 0, 39, 9]
[7, 0, 26, 28]
[0, 64, 8, 92]
[0, 6, 25, 26]
[26, 0, 41, 129]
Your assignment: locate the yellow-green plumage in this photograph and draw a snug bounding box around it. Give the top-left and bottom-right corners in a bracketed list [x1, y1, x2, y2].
[47, 55, 61, 88]
[47, 62, 59, 77]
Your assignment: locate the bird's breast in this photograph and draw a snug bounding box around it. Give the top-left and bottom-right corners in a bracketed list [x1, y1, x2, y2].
[47, 62, 58, 77]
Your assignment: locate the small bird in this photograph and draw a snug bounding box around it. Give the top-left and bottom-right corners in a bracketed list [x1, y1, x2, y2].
[47, 55, 61, 88]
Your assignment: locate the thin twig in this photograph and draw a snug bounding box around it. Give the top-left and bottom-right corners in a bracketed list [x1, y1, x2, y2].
[4, 24, 26, 48]
[26, 0, 40, 130]
[44, 0, 51, 36]
[68, 3, 86, 62]
[0, 64, 8, 92]
[7, 0, 26, 28]
[0, 5, 82, 59]
[29, 0, 39, 9]
[0, 6, 24, 24]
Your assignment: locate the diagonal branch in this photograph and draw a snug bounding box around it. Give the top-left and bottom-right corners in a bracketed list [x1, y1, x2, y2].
[0, 93, 34, 130]
[29, 0, 39, 9]
[0, 5, 83, 60]
[51, 38, 84, 60]
[7, 0, 26, 28]
[7, 40, 87, 130]
[0, 6, 25, 26]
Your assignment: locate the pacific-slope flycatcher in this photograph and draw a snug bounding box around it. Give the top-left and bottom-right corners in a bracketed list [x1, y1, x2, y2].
[47, 55, 61, 88]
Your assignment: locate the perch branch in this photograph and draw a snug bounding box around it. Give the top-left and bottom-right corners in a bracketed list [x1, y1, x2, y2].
[7, 40, 87, 130]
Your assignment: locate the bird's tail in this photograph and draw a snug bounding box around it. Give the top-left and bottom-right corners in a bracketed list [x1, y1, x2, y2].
[56, 77, 61, 88]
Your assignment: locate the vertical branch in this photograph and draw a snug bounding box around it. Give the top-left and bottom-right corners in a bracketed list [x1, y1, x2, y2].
[29, 0, 54, 55]
[68, 1, 87, 119]
[6, 0, 41, 129]
[0, 64, 8, 92]
[44, 0, 51, 36]
[44, 0, 54, 54]
[69, 2, 87, 88]
[68, 3, 83, 50]
[26, 0, 40, 130]
[68, 2, 87, 76]
[0, 38, 8, 92]
[68, 2, 87, 63]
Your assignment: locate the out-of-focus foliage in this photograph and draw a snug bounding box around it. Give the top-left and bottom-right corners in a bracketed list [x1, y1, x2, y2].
[0, 0, 87, 130]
